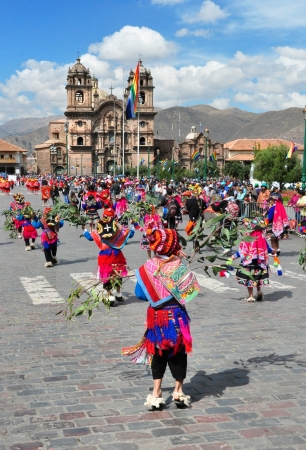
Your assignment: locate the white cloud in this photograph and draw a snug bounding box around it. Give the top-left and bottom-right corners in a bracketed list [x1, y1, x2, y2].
[210, 97, 231, 109]
[175, 28, 210, 37]
[89, 26, 176, 63]
[182, 1, 228, 24]
[152, 0, 186, 4]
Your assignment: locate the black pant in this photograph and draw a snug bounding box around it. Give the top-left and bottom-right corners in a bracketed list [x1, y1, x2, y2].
[44, 246, 57, 263]
[24, 238, 35, 246]
[151, 349, 187, 380]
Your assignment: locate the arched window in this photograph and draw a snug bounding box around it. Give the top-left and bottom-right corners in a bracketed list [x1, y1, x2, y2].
[75, 91, 83, 103]
[139, 91, 145, 104]
[77, 137, 84, 145]
[140, 137, 146, 145]
[140, 79, 144, 86]
[77, 79, 82, 85]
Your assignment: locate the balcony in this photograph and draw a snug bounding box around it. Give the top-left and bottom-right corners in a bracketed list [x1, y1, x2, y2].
[0, 158, 16, 163]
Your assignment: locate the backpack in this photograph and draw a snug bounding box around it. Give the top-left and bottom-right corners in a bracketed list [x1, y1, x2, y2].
[167, 199, 178, 217]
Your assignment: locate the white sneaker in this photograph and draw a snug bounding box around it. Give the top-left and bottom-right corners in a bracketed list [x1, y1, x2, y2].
[108, 295, 116, 306]
[30, 243, 35, 249]
[18, 234, 22, 239]
[25, 246, 31, 251]
[45, 262, 53, 267]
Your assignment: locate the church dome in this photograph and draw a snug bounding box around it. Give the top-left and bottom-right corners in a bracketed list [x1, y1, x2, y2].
[185, 126, 199, 140]
[68, 58, 90, 75]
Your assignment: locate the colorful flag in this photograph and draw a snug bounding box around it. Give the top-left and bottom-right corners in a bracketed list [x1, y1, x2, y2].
[210, 150, 217, 162]
[286, 141, 298, 159]
[126, 61, 140, 120]
[191, 149, 200, 161]
[140, 158, 145, 165]
[150, 155, 157, 164]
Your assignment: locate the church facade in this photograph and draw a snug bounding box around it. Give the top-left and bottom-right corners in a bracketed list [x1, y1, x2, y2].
[35, 58, 157, 176]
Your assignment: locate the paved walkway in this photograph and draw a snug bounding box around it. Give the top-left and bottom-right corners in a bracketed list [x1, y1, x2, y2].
[0, 189, 306, 450]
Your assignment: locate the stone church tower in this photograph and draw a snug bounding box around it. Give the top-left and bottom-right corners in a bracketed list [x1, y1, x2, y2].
[35, 58, 158, 176]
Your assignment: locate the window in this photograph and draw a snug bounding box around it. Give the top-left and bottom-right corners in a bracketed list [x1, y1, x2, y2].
[75, 91, 83, 103]
[77, 120, 83, 127]
[139, 91, 145, 104]
[0, 155, 3, 159]
[140, 137, 146, 145]
[109, 131, 114, 143]
[77, 79, 82, 85]
[140, 79, 144, 86]
[57, 148, 62, 157]
[52, 132, 59, 139]
[77, 137, 84, 145]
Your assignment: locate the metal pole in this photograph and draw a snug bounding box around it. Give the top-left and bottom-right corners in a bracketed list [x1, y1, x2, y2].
[122, 68, 125, 176]
[204, 127, 209, 182]
[65, 120, 69, 175]
[157, 149, 160, 180]
[172, 148, 174, 180]
[76, 158, 78, 176]
[81, 153, 83, 176]
[148, 144, 150, 178]
[302, 107, 306, 190]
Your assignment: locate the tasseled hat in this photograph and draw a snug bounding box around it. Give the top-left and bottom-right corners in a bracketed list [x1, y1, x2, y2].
[149, 229, 181, 256]
[242, 216, 266, 231]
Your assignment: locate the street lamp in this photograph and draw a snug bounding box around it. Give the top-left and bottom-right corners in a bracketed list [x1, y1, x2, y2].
[157, 148, 160, 180]
[64, 120, 69, 175]
[203, 127, 209, 182]
[302, 107, 306, 190]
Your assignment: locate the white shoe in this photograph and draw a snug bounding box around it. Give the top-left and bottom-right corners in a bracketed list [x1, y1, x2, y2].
[18, 234, 22, 239]
[25, 246, 31, 251]
[45, 262, 53, 267]
[144, 394, 166, 410]
[30, 243, 35, 249]
[108, 295, 116, 306]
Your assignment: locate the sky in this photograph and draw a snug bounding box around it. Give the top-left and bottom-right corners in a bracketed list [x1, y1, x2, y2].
[1, 0, 306, 124]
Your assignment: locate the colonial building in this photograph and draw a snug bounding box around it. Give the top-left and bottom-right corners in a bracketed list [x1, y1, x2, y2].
[178, 126, 227, 172]
[35, 58, 157, 176]
[224, 138, 303, 162]
[0, 139, 27, 176]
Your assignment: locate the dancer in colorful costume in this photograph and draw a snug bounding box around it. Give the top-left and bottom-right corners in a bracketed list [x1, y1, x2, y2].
[265, 196, 289, 254]
[10, 193, 26, 239]
[123, 228, 200, 410]
[227, 216, 275, 302]
[22, 206, 38, 251]
[141, 206, 163, 260]
[82, 208, 133, 306]
[32, 208, 64, 267]
[82, 194, 102, 232]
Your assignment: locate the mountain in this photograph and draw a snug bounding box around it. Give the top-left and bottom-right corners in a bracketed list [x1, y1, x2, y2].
[0, 115, 64, 153]
[0, 107, 304, 154]
[154, 105, 258, 144]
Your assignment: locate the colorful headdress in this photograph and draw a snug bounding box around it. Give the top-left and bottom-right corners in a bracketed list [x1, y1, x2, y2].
[42, 207, 60, 226]
[241, 216, 266, 231]
[13, 193, 25, 204]
[149, 229, 181, 256]
[96, 209, 130, 249]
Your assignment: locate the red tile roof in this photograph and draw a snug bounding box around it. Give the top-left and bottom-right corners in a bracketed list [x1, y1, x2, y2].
[0, 139, 27, 152]
[228, 153, 255, 161]
[224, 138, 303, 151]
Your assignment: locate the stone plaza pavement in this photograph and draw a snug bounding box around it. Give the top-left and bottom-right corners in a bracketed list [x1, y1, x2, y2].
[0, 188, 306, 450]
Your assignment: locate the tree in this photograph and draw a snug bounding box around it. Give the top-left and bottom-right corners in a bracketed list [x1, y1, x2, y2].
[253, 144, 301, 190]
[223, 161, 251, 180]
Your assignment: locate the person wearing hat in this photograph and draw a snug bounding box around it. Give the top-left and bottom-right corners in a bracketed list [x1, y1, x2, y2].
[227, 217, 275, 302]
[123, 228, 200, 410]
[82, 208, 133, 305]
[10, 193, 26, 239]
[21, 207, 38, 251]
[32, 208, 64, 267]
[82, 194, 102, 232]
[257, 183, 270, 211]
[265, 196, 289, 253]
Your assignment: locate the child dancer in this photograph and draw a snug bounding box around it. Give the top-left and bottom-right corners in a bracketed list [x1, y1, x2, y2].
[140, 206, 162, 260]
[227, 216, 275, 302]
[123, 228, 200, 410]
[82, 208, 133, 306]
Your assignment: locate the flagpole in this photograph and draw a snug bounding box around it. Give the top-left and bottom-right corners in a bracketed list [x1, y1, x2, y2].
[122, 68, 125, 176]
[136, 60, 140, 180]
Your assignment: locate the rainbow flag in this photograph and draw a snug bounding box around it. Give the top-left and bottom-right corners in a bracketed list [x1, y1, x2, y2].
[126, 61, 140, 120]
[191, 149, 200, 161]
[286, 141, 298, 159]
[210, 150, 217, 162]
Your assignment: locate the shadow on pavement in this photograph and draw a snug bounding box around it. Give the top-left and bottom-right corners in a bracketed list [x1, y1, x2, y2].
[59, 257, 96, 265]
[235, 352, 306, 369]
[263, 289, 293, 302]
[183, 368, 250, 402]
